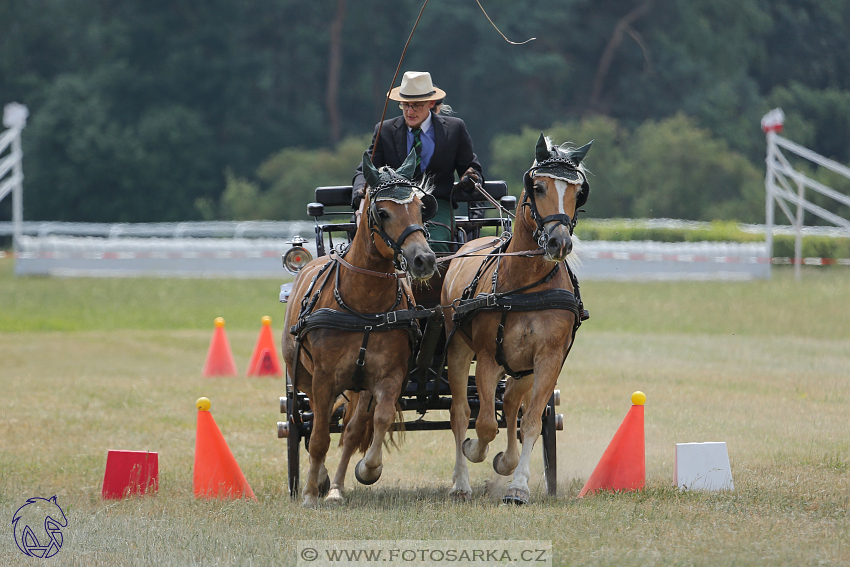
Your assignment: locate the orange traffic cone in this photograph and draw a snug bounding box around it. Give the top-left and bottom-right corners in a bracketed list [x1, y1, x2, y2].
[578, 391, 646, 497]
[203, 317, 238, 377]
[193, 397, 255, 499]
[246, 316, 282, 377]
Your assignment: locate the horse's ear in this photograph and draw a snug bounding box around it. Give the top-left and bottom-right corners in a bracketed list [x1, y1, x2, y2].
[362, 151, 380, 189]
[569, 140, 594, 164]
[535, 132, 550, 162]
[397, 148, 418, 180]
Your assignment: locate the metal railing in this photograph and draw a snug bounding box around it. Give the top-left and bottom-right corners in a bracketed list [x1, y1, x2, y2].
[1, 103, 27, 252]
[763, 108, 850, 279]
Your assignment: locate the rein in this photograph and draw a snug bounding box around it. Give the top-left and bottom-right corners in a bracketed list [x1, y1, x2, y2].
[435, 236, 545, 265]
[330, 249, 407, 280]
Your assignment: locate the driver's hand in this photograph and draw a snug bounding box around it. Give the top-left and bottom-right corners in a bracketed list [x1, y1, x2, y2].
[351, 188, 365, 210]
[459, 167, 481, 190]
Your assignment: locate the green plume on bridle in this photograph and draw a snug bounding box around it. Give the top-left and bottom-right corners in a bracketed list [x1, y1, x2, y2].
[361, 149, 425, 204]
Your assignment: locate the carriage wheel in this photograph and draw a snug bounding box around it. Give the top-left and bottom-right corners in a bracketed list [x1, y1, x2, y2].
[285, 374, 301, 499]
[541, 392, 558, 496]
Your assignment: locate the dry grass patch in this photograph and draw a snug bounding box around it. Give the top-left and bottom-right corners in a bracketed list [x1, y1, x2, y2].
[1, 264, 847, 565]
[1, 327, 848, 566]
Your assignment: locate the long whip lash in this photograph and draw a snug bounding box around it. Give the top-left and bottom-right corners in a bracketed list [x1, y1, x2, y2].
[372, 0, 430, 160]
[372, 0, 535, 160]
[475, 0, 536, 45]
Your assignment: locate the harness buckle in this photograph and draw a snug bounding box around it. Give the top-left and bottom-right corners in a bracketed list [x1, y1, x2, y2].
[486, 295, 497, 307]
[385, 311, 397, 324]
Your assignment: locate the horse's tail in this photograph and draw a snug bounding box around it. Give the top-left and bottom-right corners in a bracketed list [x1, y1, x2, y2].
[337, 391, 405, 453]
[336, 392, 359, 449]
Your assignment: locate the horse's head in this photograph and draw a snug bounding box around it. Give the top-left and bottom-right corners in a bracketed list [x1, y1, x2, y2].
[521, 133, 593, 261]
[361, 151, 438, 281]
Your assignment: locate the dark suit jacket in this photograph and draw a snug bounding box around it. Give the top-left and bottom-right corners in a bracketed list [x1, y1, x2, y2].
[353, 113, 484, 202]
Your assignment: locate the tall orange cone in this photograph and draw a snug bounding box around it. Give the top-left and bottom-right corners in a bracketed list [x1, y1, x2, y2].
[193, 397, 255, 499]
[578, 391, 646, 497]
[203, 317, 238, 377]
[246, 316, 282, 377]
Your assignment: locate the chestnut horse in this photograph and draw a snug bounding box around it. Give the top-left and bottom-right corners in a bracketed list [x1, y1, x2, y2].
[441, 134, 592, 504]
[282, 150, 438, 507]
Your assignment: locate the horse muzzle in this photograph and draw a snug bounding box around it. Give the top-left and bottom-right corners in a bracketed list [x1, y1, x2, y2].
[402, 243, 437, 281]
[542, 225, 573, 262]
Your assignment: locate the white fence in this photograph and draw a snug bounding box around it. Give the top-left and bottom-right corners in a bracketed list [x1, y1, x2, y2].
[9, 221, 316, 278]
[9, 221, 772, 280]
[0, 103, 27, 252]
[763, 108, 850, 279]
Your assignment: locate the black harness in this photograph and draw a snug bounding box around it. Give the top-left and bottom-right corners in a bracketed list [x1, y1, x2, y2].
[449, 227, 588, 379]
[290, 243, 435, 393]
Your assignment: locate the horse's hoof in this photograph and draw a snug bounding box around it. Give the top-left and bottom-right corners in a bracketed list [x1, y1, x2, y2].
[318, 475, 331, 497]
[449, 489, 472, 502]
[324, 488, 344, 506]
[502, 487, 530, 505]
[354, 459, 383, 485]
[302, 495, 319, 508]
[462, 438, 488, 463]
[492, 452, 515, 476]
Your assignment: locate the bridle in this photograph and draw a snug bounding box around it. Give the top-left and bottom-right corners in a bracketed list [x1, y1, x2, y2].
[521, 157, 589, 248]
[365, 183, 437, 273]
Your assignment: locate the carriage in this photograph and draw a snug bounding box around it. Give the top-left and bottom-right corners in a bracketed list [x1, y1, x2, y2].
[278, 136, 591, 505]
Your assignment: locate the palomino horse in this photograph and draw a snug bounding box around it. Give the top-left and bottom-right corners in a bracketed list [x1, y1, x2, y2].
[282, 150, 438, 507]
[441, 133, 592, 504]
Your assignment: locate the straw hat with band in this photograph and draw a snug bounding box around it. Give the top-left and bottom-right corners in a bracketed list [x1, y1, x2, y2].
[388, 72, 446, 102]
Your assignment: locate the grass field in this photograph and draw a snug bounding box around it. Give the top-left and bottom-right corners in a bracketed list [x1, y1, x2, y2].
[1, 256, 848, 566]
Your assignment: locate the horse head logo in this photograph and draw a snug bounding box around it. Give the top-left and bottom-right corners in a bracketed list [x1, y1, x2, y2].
[12, 496, 68, 558]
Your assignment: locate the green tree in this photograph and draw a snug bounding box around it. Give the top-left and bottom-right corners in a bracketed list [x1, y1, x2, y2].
[621, 114, 763, 221]
[490, 114, 763, 221]
[206, 134, 371, 221]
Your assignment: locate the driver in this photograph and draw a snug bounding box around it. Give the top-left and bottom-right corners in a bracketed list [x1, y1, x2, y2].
[352, 71, 484, 252]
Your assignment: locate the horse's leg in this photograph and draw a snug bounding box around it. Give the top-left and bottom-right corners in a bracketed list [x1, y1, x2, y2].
[503, 359, 562, 505]
[302, 384, 333, 508]
[447, 339, 475, 500]
[354, 373, 404, 485]
[493, 376, 534, 476]
[326, 393, 367, 505]
[462, 356, 501, 464]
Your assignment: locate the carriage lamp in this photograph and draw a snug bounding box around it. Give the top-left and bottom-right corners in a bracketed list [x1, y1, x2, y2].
[282, 236, 312, 274]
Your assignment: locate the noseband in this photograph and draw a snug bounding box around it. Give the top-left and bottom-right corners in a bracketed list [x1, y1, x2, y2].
[521, 189, 576, 248]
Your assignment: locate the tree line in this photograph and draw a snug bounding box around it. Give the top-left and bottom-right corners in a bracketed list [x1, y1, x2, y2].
[2, 0, 849, 224]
